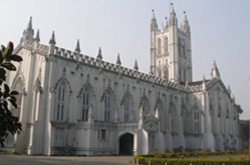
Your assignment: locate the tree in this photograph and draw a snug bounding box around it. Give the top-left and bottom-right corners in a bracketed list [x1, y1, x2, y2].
[0, 42, 22, 147]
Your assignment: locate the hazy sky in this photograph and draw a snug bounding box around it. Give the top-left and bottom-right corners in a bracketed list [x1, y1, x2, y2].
[0, 0, 248, 119]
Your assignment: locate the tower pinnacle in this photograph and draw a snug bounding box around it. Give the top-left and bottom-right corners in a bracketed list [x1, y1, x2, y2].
[21, 17, 35, 43]
[211, 60, 220, 79]
[49, 31, 56, 45]
[75, 39, 81, 53]
[97, 47, 102, 60]
[150, 9, 158, 31]
[116, 54, 121, 65]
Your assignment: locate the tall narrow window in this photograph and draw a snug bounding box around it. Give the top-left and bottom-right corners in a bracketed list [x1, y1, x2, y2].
[104, 93, 111, 122]
[157, 39, 161, 55]
[194, 108, 200, 133]
[165, 37, 168, 53]
[82, 88, 89, 121]
[56, 83, 66, 121]
[164, 67, 169, 80]
[158, 68, 162, 78]
[124, 97, 130, 122]
[170, 110, 174, 131]
[226, 103, 229, 119]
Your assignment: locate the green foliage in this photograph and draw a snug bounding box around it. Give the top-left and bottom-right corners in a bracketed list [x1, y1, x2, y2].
[133, 151, 250, 165]
[0, 42, 22, 147]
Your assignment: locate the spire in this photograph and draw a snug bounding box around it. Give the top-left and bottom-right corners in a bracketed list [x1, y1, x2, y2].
[49, 31, 56, 45]
[116, 53, 121, 65]
[74, 39, 81, 53]
[49, 31, 56, 55]
[21, 17, 34, 43]
[150, 9, 158, 31]
[182, 12, 190, 32]
[169, 6, 177, 25]
[35, 29, 40, 42]
[133, 60, 139, 70]
[27, 16, 33, 30]
[97, 47, 102, 60]
[211, 60, 220, 79]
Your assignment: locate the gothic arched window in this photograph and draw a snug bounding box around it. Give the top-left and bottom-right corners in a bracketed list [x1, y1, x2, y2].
[165, 37, 168, 53]
[157, 67, 162, 78]
[82, 88, 89, 121]
[169, 103, 175, 132]
[124, 96, 130, 122]
[56, 82, 66, 121]
[104, 93, 111, 122]
[12, 78, 24, 118]
[158, 39, 161, 55]
[194, 108, 200, 133]
[140, 95, 150, 115]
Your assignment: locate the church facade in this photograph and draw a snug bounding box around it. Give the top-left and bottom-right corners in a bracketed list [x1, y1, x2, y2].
[2, 7, 241, 156]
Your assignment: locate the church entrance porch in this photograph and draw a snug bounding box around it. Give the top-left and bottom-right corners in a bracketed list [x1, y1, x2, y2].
[119, 133, 134, 155]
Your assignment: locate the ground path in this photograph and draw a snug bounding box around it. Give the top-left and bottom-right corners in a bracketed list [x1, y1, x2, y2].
[0, 155, 133, 165]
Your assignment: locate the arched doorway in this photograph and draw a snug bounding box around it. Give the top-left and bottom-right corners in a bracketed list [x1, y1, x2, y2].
[119, 133, 134, 155]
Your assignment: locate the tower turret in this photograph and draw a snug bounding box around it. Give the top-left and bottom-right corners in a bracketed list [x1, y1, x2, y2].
[182, 14, 190, 33]
[49, 31, 56, 55]
[169, 7, 178, 26]
[150, 10, 158, 31]
[21, 17, 35, 43]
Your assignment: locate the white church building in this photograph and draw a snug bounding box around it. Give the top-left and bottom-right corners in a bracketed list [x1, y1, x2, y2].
[2, 7, 241, 155]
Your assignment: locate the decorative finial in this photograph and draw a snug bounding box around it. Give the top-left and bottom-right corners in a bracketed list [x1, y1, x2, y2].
[75, 39, 81, 52]
[134, 60, 139, 70]
[27, 16, 32, 30]
[116, 53, 121, 65]
[49, 31, 56, 45]
[97, 47, 102, 60]
[35, 29, 40, 42]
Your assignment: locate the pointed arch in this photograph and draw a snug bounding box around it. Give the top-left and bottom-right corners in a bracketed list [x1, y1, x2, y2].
[11, 77, 25, 119]
[193, 105, 201, 133]
[53, 78, 71, 121]
[163, 66, 169, 80]
[77, 82, 95, 121]
[121, 91, 134, 122]
[101, 87, 115, 122]
[139, 95, 150, 115]
[155, 98, 165, 130]
[157, 67, 162, 78]
[157, 38, 161, 55]
[165, 36, 168, 53]
[169, 102, 176, 132]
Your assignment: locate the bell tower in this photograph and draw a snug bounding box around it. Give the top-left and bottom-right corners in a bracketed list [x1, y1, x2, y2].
[149, 7, 192, 83]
